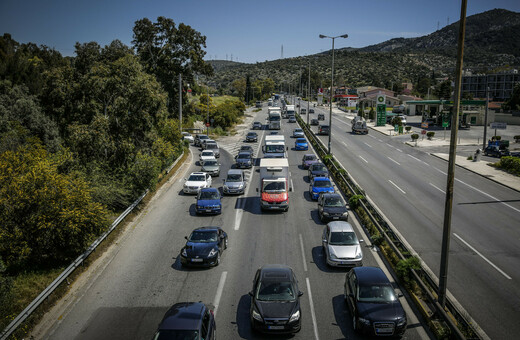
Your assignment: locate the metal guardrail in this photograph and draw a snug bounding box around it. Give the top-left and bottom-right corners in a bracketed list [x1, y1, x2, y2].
[295, 114, 477, 340]
[0, 151, 185, 340]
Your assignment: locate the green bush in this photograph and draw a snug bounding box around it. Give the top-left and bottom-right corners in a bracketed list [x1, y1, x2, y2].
[391, 117, 403, 126]
[368, 107, 375, 120]
[349, 195, 364, 209]
[426, 131, 435, 140]
[494, 156, 520, 176]
[514, 135, 520, 143]
[411, 134, 419, 141]
[396, 256, 421, 288]
[405, 126, 412, 132]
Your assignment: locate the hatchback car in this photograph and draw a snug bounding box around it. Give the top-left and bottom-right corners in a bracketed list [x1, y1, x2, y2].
[309, 108, 315, 113]
[318, 113, 325, 120]
[311, 118, 319, 125]
[318, 125, 330, 135]
[252, 121, 263, 130]
[183, 172, 212, 194]
[239, 145, 254, 154]
[322, 221, 363, 267]
[301, 108, 307, 114]
[222, 169, 246, 195]
[199, 150, 216, 163]
[246, 131, 258, 142]
[152, 302, 215, 340]
[309, 177, 334, 200]
[196, 188, 222, 215]
[293, 128, 304, 138]
[288, 116, 297, 123]
[302, 154, 318, 169]
[294, 138, 308, 151]
[180, 227, 228, 267]
[235, 152, 253, 168]
[345, 267, 407, 337]
[318, 193, 349, 222]
[308, 162, 329, 179]
[249, 264, 303, 334]
[200, 159, 220, 177]
[181, 132, 194, 143]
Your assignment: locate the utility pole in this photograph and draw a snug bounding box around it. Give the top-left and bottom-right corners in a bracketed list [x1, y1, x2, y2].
[483, 86, 489, 150]
[179, 73, 182, 132]
[438, 0, 467, 308]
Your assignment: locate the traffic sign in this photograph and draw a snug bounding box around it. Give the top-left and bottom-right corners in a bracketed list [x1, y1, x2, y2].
[421, 122, 428, 129]
[490, 122, 507, 130]
[206, 122, 210, 127]
[421, 129, 427, 135]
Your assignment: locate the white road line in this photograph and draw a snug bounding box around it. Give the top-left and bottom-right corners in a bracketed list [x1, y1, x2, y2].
[433, 167, 447, 175]
[368, 134, 376, 139]
[299, 234, 308, 272]
[306, 278, 320, 340]
[408, 154, 422, 163]
[213, 271, 228, 316]
[453, 234, 512, 280]
[387, 156, 401, 166]
[386, 142, 393, 148]
[359, 155, 368, 163]
[342, 141, 348, 147]
[429, 182, 446, 194]
[396, 148, 403, 153]
[455, 179, 520, 214]
[377, 139, 383, 142]
[389, 180, 406, 194]
[363, 142, 373, 148]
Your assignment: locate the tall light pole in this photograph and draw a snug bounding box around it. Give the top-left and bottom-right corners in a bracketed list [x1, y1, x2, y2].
[320, 33, 349, 154]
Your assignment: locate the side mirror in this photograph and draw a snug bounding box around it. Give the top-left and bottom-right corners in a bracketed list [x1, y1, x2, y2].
[360, 239, 364, 243]
[184, 236, 188, 240]
[286, 147, 289, 151]
[256, 188, 259, 193]
[248, 291, 253, 297]
[322, 239, 327, 243]
[298, 291, 304, 297]
[398, 293, 404, 298]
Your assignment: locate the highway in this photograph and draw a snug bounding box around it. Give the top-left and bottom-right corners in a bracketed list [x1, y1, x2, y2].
[32, 104, 430, 339]
[300, 98, 520, 340]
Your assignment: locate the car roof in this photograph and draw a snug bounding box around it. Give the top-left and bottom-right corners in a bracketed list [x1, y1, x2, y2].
[200, 187, 218, 193]
[190, 172, 206, 176]
[321, 193, 341, 199]
[247, 131, 257, 134]
[237, 152, 252, 157]
[159, 302, 206, 331]
[328, 221, 353, 232]
[296, 138, 306, 141]
[352, 267, 390, 285]
[259, 264, 294, 282]
[314, 177, 331, 181]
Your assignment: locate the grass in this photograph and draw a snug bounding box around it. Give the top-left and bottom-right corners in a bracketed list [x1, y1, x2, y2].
[190, 94, 240, 106]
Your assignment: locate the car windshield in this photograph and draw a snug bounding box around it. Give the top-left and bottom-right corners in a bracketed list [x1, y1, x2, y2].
[189, 230, 218, 243]
[265, 145, 285, 153]
[263, 181, 286, 192]
[357, 284, 397, 303]
[206, 144, 217, 149]
[305, 155, 317, 161]
[201, 151, 213, 157]
[324, 197, 343, 207]
[153, 330, 199, 340]
[269, 116, 280, 121]
[188, 175, 205, 182]
[294, 129, 302, 133]
[199, 191, 219, 200]
[256, 281, 295, 301]
[199, 136, 209, 140]
[329, 231, 358, 245]
[312, 164, 327, 172]
[247, 133, 256, 136]
[296, 138, 307, 143]
[203, 160, 218, 167]
[226, 174, 242, 182]
[314, 180, 332, 188]
[240, 147, 252, 152]
[237, 153, 251, 159]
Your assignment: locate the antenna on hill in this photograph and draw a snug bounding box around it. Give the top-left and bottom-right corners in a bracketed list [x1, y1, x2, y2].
[437, 21, 440, 31]
[447, 16, 450, 26]
[226, 54, 228, 61]
[231, 54, 233, 61]
[281, 45, 284, 59]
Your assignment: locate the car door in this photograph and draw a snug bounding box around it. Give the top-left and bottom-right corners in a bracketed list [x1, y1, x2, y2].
[322, 226, 329, 254]
[318, 195, 324, 216]
[201, 308, 213, 340]
[206, 173, 212, 187]
[346, 272, 358, 315]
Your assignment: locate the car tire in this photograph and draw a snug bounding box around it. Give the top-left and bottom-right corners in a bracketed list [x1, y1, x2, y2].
[319, 211, 324, 222]
[216, 253, 221, 266]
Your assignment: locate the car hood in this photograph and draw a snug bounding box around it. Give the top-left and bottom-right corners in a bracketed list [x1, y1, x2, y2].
[311, 170, 329, 177]
[304, 160, 318, 165]
[255, 299, 299, 319]
[356, 300, 405, 322]
[312, 186, 334, 193]
[237, 158, 251, 162]
[328, 244, 361, 259]
[323, 206, 348, 214]
[185, 180, 207, 187]
[202, 165, 219, 171]
[184, 242, 218, 257]
[197, 199, 220, 206]
[224, 181, 244, 188]
[296, 142, 308, 146]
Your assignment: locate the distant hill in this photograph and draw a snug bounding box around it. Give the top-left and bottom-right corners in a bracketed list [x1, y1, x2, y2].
[207, 60, 244, 72]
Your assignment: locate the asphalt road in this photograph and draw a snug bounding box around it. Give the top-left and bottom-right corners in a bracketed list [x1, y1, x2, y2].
[297, 98, 520, 340]
[33, 104, 431, 340]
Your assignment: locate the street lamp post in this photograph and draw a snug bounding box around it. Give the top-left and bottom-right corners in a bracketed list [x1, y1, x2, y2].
[320, 33, 348, 154]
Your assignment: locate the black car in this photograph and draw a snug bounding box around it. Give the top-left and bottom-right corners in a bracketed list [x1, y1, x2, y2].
[310, 118, 319, 125]
[318, 193, 349, 222]
[318, 113, 325, 120]
[309, 108, 315, 113]
[252, 121, 262, 130]
[345, 267, 407, 337]
[235, 151, 253, 168]
[318, 125, 330, 135]
[249, 264, 303, 334]
[180, 227, 228, 267]
[484, 145, 510, 157]
[246, 131, 258, 142]
[308, 162, 329, 179]
[239, 145, 254, 154]
[153, 302, 216, 340]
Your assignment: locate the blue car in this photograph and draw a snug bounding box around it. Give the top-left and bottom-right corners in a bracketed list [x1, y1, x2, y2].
[196, 188, 222, 215]
[309, 177, 334, 200]
[295, 138, 308, 151]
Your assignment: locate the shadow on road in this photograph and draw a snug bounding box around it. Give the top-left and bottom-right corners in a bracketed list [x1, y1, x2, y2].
[311, 246, 351, 274]
[332, 294, 356, 339]
[309, 210, 324, 225]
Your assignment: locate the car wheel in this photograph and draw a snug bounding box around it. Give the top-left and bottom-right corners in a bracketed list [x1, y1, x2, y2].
[319, 211, 324, 222]
[216, 252, 221, 266]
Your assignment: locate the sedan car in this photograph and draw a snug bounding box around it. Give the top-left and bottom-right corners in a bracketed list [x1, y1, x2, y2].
[345, 267, 407, 337]
[235, 151, 253, 168]
[322, 221, 363, 267]
[301, 108, 307, 114]
[246, 131, 258, 142]
[318, 193, 349, 222]
[199, 150, 216, 163]
[249, 264, 302, 334]
[181, 132, 194, 143]
[183, 172, 212, 194]
[222, 169, 246, 195]
[309, 108, 315, 113]
[310, 118, 319, 125]
[308, 162, 329, 179]
[239, 145, 254, 154]
[309, 177, 334, 200]
[302, 154, 318, 169]
[318, 125, 330, 135]
[201, 159, 220, 177]
[252, 121, 262, 130]
[318, 113, 325, 120]
[294, 138, 308, 151]
[194, 134, 209, 147]
[292, 128, 304, 138]
[180, 227, 228, 267]
[196, 188, 222, 215]
[153, 302, 215, 339]
[288, 116, 297, 123]
[204, 142, 220, 158]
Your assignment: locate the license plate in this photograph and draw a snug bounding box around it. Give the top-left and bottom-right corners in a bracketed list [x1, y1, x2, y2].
[268, 326, 284, 330]
[206, 209, 212, 212]
[229, 190, 236, 193]
[191, 258, 203, 262]
[376, 327, 394, 334]
[333, 217, 339, 220]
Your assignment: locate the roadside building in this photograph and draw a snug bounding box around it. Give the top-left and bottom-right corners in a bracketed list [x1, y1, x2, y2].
[462, 70, 520, 101]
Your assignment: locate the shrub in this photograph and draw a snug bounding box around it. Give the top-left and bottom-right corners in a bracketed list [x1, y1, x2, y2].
[405, 126, 412, 132]
[426, 131, 435, 140]
[349, 195, 364, 209]
[411, 134, 419, 141]
[514, 135, 520, 143]
[494, 156, 520, 176]
[368, 107, 375, 120]
[396, 256, 421, 288]
[391, 117, 403, 126]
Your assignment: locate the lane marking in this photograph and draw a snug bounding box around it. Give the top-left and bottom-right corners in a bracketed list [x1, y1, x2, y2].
[433, 167, 447, 175]
[453, 234, 512, 280]
[306, 278, 320, 340]
[455, 179, 520, 214]
[213, 271, 228, 316]
[363, 142, 373, 148]
[299, 234, 308, 272]
[387, 156, 401, 166]
[359, 155, 368, 163]
[385, 143, 393, 148]
[368, 134, 376, 139]
[342, 141, 348, 147]
[429, 182, 446, 194]
[396, 148, 403, 153]
[389, 180, 406, 194]
[408, 154, 423, 163]
[378, 139, 383, 142]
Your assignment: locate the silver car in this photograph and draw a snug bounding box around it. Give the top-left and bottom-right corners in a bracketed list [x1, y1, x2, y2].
[201, 159, 221, 177]
[322, 221, 363, 267]
[222, 169, 246, 195]
[204, 142, 220, 158]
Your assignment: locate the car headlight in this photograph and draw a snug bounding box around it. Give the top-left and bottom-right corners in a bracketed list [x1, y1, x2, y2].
[252, 309, 263, 322]
[329, 253, 338, 260]
[223, 185, 229, 190]
[289, 310, 300, 323]
[181, 248, 187, 257]
[359, 317, 370, 325]
[323, 211, 330, 216]
[355, 250, 363, 259]
[197, 205, 204, 209]
[397, 317, 406, 327]
[208, 248, 218, 257]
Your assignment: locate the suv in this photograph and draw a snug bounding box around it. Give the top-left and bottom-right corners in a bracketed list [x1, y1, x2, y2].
[318, 193, 348, 222]
[252, 121, 262, 130]
[318, 125, 330, 135]
[222, 169, 246, 195]
[204, 142, 220, 158]
[194, 134, 210, 147]
[153, 302, 216, 339]
[301, 108, 307, 114]
[318, 113, 325, 120]
[345, 267, 407, 337]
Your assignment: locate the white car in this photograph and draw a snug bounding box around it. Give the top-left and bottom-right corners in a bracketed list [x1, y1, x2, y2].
[181, 132, 194, 143]
[202, 139, 217, 150]
[183, 172, 212, 194]
[397, 115, 407, 125]
[293, 128, 304, 138]
[199, 150, 216, 163]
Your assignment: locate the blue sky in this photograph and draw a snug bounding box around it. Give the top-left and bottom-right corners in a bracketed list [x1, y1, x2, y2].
[1, 0, 519, 63]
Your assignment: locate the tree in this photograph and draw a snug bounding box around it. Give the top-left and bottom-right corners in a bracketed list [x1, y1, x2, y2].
[245, 75, 252, 103]
[503, 83, 520, 111]
[435, 80, 452, 100]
